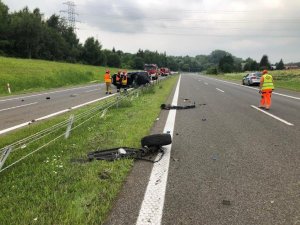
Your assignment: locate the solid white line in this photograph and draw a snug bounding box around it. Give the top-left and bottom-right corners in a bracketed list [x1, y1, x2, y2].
[136, 76, 181, 225]
[216, 88, 225, 93]
[0, 94, 116, 135]
[0, 122, 32, 135]
[0, 84, 100, 103]
[0, 102, 38, 112]
[203, 76, 300, 100]
[251, 105, 294, 126]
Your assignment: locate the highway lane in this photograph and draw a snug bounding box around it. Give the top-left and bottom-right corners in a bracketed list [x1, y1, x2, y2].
[0, 83, 114, 132]
[162, 73, 300, 225]
[102, 73, 299, 225]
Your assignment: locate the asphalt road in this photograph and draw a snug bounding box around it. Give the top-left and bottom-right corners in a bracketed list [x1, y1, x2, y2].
[0, 83, 115, 133]
[105, 73, 300, 225]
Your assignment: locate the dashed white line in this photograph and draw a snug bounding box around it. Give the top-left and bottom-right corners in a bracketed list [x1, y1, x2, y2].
[136, 76, 181, 225]
[0, 84, 101, 103]
[202, 76, 300, 100]
[251, 105, 294, 126]
[0, 94, 115, 135]
[0, 102, 38, 112]
[216, 88, 225, 93]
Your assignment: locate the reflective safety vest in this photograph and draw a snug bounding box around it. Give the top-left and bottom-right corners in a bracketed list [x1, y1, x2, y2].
[104, 73, 111, 83]
[122, 75, 128, 85]
[261, 74, 274, 90]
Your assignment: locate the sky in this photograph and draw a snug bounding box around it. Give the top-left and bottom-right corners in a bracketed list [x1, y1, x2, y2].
[3, 0, 300, 63]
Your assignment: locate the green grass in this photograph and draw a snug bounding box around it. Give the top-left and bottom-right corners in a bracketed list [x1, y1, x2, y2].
[0, 56, 120, 96]
[0, 76, 178, 225]
[205, 69, 300, 92]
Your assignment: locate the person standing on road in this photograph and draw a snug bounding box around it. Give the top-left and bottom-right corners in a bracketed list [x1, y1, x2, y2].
[104, 70, 112, 94]
[259, 70, 274, 110]
[121, 71, 128, 92]
[116, 71, 121, 92]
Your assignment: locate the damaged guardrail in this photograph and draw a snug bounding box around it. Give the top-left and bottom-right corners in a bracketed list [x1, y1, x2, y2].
[0, 88, 141, 173]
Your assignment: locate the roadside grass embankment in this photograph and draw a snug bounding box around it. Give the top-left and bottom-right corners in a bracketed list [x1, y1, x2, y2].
[206, 69, 300, 92]
[0, 75, 178, 225]
[0, 56, 119, 96]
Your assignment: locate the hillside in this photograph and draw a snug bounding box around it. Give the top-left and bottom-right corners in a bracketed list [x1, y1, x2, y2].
[0, 56, 119, 96]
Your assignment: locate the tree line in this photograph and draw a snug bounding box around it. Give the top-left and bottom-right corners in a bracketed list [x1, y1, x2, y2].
[0, 1, 286, 74]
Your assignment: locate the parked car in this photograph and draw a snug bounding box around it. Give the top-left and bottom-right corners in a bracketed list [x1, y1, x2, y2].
[111, 71, 151, 88]
[242, 72, 262, 86]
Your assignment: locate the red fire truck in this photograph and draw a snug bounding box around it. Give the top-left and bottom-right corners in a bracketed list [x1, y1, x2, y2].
[160, 67, 170, 76]
[144, 64, 160, 80]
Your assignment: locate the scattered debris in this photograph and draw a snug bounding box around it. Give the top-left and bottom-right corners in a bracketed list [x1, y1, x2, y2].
[202, 118, 207, 121]
[46, 97, 51, 100]
[172, 157, 179, 162]
[70, 94, 77, 97]
[222, 200, 231, 205]
[271, 200, 274, 204]
[21, 99, 24, 102]
[176, 133, 179, 135]
[21, 144, 27, 149]
[161, 103, 196, 110]
[212, 155, 218, 161]
[156, 118, 160, 121]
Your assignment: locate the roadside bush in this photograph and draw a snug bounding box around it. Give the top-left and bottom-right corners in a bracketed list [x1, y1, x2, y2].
[206, 66, 218, 75]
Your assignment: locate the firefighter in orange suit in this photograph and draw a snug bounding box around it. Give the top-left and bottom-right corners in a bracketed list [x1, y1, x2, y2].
[259, 70, 274, 110]
[104, 70, 112, 94]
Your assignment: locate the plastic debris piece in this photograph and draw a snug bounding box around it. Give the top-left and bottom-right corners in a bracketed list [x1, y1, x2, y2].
[222, 200, 231, 205]
[46, 97, 51, 100]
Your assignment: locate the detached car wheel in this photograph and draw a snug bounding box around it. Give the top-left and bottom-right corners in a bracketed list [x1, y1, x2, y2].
[141, 133, 172, 147]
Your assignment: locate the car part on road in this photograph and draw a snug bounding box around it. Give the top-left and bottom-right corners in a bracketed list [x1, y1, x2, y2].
[87, 134, 172, 162]
[160, 103, 196, 110]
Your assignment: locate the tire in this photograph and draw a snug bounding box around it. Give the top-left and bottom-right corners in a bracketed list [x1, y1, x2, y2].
[141, 133, 172, 147]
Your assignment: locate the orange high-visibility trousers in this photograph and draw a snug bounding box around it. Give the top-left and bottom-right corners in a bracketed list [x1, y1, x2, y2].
[260, 89, 273, 109]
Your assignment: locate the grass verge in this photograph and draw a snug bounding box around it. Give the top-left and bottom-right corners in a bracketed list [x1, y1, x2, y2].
[0, 56, 120, 96]
[0, 75, 178, 224]
[205, 69, 300, 92]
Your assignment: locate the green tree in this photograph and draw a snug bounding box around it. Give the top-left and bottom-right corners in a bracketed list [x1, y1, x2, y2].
[82, 37, 103, 65]
[259, 55, 271, 70]
[219, 54, 234, 73]
[276, 59, 284, 70]
[133, 56, 144, 69]
[0, 0, 10, 54]
[9, 7, 43, 58]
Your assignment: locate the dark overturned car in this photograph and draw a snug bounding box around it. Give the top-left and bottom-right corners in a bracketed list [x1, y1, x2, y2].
[111, 71, 151, 88]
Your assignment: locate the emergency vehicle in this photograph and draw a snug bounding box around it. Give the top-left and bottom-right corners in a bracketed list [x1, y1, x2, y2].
[160, 67, 170, 76]
[144, 64, 160, 80]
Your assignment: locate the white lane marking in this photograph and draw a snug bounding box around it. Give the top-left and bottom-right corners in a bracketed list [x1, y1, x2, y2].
[0, 102, 38, 112]
[0, 84, 101, 103]
[204, 82, 208, 85]
[0, 94, 116, 135]
[202, 76, 300, 100]
[85, 88, 99, 93]
[136, 76, 181, 225]
[216, 88, 225, 93]
[198, 79, 202, 81]
[251, 105, 294, 126]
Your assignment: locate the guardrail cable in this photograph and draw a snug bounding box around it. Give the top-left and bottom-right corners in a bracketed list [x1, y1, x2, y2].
[0, 87, 144, 173]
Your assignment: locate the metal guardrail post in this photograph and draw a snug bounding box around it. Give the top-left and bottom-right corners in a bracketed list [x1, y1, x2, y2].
[0, 146, 13, 170]
[65, 114, 74, 139]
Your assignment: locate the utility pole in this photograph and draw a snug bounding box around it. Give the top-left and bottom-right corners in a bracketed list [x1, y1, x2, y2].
[60, 1, 78, 30]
